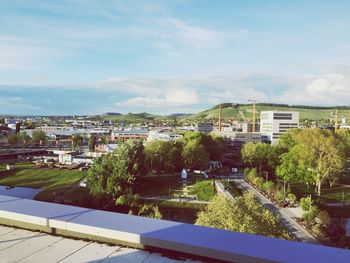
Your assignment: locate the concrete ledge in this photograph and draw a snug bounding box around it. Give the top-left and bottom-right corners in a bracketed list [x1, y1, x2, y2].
[0, 195, 349, 263]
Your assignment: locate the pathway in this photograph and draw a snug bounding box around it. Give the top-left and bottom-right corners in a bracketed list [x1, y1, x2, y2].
[140, 196, 209, 205]
[233, 179, 318, 244]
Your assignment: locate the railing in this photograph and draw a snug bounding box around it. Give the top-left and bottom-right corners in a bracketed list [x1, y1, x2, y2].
[0, 195, 349, 262]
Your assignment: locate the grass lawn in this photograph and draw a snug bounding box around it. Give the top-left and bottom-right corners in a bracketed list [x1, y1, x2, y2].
[188, 180, 216, 201]
[0, 162, 86, 202]
[290, 179, 350, 203]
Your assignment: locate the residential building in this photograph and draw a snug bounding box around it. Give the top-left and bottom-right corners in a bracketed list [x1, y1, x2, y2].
[260, 111, 299, 144]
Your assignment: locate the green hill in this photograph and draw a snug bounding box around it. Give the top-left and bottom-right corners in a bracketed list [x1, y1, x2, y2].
[181, 103, 350, 121]
[98, 103, 350, 123]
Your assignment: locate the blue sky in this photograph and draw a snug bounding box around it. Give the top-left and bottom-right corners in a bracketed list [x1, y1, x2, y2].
[1, 0, 350, 115]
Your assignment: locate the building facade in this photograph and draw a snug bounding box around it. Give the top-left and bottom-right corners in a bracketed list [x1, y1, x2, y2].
[260, 111, 299, 144]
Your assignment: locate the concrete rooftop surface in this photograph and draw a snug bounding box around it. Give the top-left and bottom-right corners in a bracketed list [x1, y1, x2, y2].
[0, 225, 198, 263]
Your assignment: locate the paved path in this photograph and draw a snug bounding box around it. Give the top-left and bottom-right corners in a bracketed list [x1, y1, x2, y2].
[0, 225, 199, 263]
[140, 196, 210, 204]
[233, 179, 318, 244]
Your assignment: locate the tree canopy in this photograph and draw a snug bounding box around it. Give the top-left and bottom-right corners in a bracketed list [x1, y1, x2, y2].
[196, 193, 292, 240]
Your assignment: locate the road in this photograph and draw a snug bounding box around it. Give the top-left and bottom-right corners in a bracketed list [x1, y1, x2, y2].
[233, 179, 318, 244]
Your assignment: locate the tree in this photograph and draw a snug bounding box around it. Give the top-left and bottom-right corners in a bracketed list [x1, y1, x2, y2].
[277, 129, 346, 195]
[88, 135, 96, 152]
[71, 134, 83, 151]
[19, 132, 31, 146]
[196, 193, 292, 240]
[7, 133, 20, 147]
[32, 131, 47, 145]
[87, 140, 146, 206]
[241, 142, 257, 167]
[182, 139, 209, 170]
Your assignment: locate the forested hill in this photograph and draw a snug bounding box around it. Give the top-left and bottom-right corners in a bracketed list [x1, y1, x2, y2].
[181, 103, 350, 121]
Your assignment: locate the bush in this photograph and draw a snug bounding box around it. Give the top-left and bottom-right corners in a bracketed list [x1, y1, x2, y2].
[275, 191, 285, 203]
[303, 205, 318, 226]
[262, 181, 275, 194]
[300, 196, 313, 211]
[138, 204, 162, 219]
[253, 177, 264, 189]
[312, 224, 325, 238]
[245, 168, 257, 182]
[286, 193, 297, 204]
[316, 210, 331, 226]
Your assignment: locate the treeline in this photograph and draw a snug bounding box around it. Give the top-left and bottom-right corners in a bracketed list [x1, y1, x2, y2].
[242, 128, 348, 197]
[86, 132, 225, 208]
[7, 131, 47, 146]
[211, 102, 350, 110]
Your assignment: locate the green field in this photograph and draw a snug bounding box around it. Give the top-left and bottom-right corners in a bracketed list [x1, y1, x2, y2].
[188, 180, 216, 201]
[0, 163, 86, 201]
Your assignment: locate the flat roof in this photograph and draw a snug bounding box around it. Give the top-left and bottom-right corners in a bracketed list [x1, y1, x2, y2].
[0, 225, 190, 263]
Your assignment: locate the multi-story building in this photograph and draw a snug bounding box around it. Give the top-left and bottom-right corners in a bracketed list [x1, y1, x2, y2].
[260, 111, 299, 144]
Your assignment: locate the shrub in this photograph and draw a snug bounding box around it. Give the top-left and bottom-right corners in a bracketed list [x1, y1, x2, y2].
[286, 193, 297, 204]
[300, 196, 313, 211]
[312, 224, 325, 238]
[138, 204, 162, 219]
[303, 205, 318, 226]
[316, 210, 331, 226]
[262, 181, 275, 194]
[275, 191, 285, 203]
[253, 177, 264, 189]
[245, 168, 257, 182]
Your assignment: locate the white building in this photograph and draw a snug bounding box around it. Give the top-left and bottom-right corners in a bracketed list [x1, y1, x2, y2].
[147, 130, 182, 142]
[260, 111, 299, 144]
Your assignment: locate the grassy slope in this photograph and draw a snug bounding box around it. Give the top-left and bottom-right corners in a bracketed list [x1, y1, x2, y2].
[182, 104, 350, 121]
[0, 163, 86, 201]
[97, 103, 350, 122]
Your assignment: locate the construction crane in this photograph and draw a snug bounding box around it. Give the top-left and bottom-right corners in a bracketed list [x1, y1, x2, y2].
[248, 100, 257, 132]
[331, 109, 339, 131]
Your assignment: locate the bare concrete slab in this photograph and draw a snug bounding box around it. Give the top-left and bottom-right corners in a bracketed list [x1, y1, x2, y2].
[0, 225, 15, 236]
[0, 232, 62, 262]
[19, 237, 89, 262]
[0, 228, 39, 251]
[101, 247, 151, 263]
[60, 242, 119, 263]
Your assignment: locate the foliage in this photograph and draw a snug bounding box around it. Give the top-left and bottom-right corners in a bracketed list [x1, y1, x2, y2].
[300, 196, 313, 211]
[7, 133, 20, 146]
[137, 204, 162, 219]
[88, 135, 96, 152]
[182, 138, 209, 170]
[244, 168, 257, 182]
[316, 210, 331, 226]
[87, 140, 146, 205]
[253, 176, 264, 188]
[303, 205, 318, 226]
[277, 129, 346, 195]
[196, 193, 293, 240]
[188, 180, 216, 201]
[286, 193, 297, 203]
[262, 181, 275, 194]
[72, 134, 83, 150]
[145, 140, 183, 174]
[32, 130, 47, 145]
[275, 191, 285, 203]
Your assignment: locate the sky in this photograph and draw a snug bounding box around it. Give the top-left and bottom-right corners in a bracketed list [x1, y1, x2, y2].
[1, 0, 350, 115]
